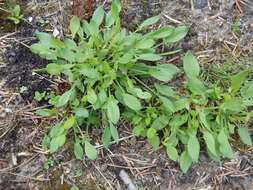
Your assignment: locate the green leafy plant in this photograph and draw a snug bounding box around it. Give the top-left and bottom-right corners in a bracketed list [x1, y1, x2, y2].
[8, 5, 23, 24]
[34, 91, 46, 102]
[126, 51, 253, 172]
[31, 0, 187, 161]
[30, 0, 252, 173]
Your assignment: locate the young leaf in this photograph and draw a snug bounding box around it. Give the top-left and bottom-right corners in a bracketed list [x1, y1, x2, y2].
[203, 131, 217, 157]
[75, 108, 89, 118]
[147, 128, 157, 139]
[135, 39, 155, 49]
[159, 96, 176, 113]
[56, 89, 73, 107]
[85, 141, 97, 160]
[231, 70, 249, 93]
[106, 97, 120, 124]
[183, 51, 200, 78]
[149, 26, 174, 39]
[138, 53, 162, 61]
[147, 135, 160, 150]
[36, 108, 56, 117]
[217, 129, 233, 158]
[220, 99, 245, 113]
[179, 151, 192, 173]
[187, 77, 206, 95]
[110, 123, 119, 142]
[155, 84, 177, 98]
[63, 116, 76, 129]
[74, 142, 84, 160]
[46, 63, 62, 75]
[150, 64, 179, 82]
[238, 127, 252, 146]
[164, 25, 188, 43]
[102, 127, 111, 149]
[92, 6, 105, 26]
[87, 88, 97, 105]
[151, 115, 169, 130]
[187, 135, 200, 162]
[166, 144, 178, 161]
[122, 93, 142, 111]
[70, 16, 80, 38]
[241, 81, 253, 98]
[138, 15, 160, 30]
[50, 134, 66, 153]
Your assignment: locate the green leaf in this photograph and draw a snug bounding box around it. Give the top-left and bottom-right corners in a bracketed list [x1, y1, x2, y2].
[159, 96, 176, 113]
[85, 141, 97, 160]
[110, 123, 119, 142]
[203, 131, 217, 157]
[164, 25, 188, 43]
[138, 53, 162, 61]
[166, 144, 178, 161]
[105, 11, 115, 27]
[92, 6, 105, 26]
[135, 39, 155, 49]
[122, 93, 142, 111]
[150, 64, 179, 82]
[151, 115, 169, 130]
[56, 89, 72, 107]
[71, 186, 79, 190]
[169, 114, 188, 128]
[217, 129, 233, 158]
[102, 127, 111, 149]
[238, 127, 252, 146]
[220, 99, 245, 113]
[149, 26, 174, 39]
[30, 43, 57, 60]
[34, 91, 46, 101]
[36, 108, 56, 117]
[179, 151, 192, 173]
[46, 63, 62, 75]
[70, 16, 80, 38]
[75, 108, 89, 118]
[87, 88, 97, 104]
[63, 116, 76, 129]
[147, 135, 160, 150]
[231, 70, 249, 93]
[133, 125, 145, 136]
[241, 81, 253, 98]
[138, 15, 160, 30]
[187, 77, 206, 95]
[49, 124, 64, 138]
[50, 134, 66, 153]
[183, 51, 200, 78]
[74, 142, 84, 160]
[106, 97, 120, 124]
[155, 84, 177, 98]
[147, 128, 157, 139]
[187, 135, 200, 162]
[111, 0, 121, 19]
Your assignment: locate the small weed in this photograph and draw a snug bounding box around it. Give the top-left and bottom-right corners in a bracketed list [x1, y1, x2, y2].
[8, 5, 23, 24]
[34, 91, 46, 102]
[43, 158, 54, 170]
[30, 0, 252, 173]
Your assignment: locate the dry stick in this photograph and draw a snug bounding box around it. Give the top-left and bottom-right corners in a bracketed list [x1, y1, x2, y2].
[162, 13, 182, 24]
[91, 162, 114, 190]
[94, 134, 134, 149]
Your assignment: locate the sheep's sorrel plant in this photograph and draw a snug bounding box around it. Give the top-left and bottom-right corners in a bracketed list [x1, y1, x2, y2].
[31, 0, 252, 172]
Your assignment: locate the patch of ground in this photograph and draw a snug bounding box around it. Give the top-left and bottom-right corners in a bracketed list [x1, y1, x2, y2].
[0, 0, 253, 190]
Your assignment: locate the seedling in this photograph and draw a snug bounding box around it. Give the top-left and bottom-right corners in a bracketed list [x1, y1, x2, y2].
[8, 5, 23, 24]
